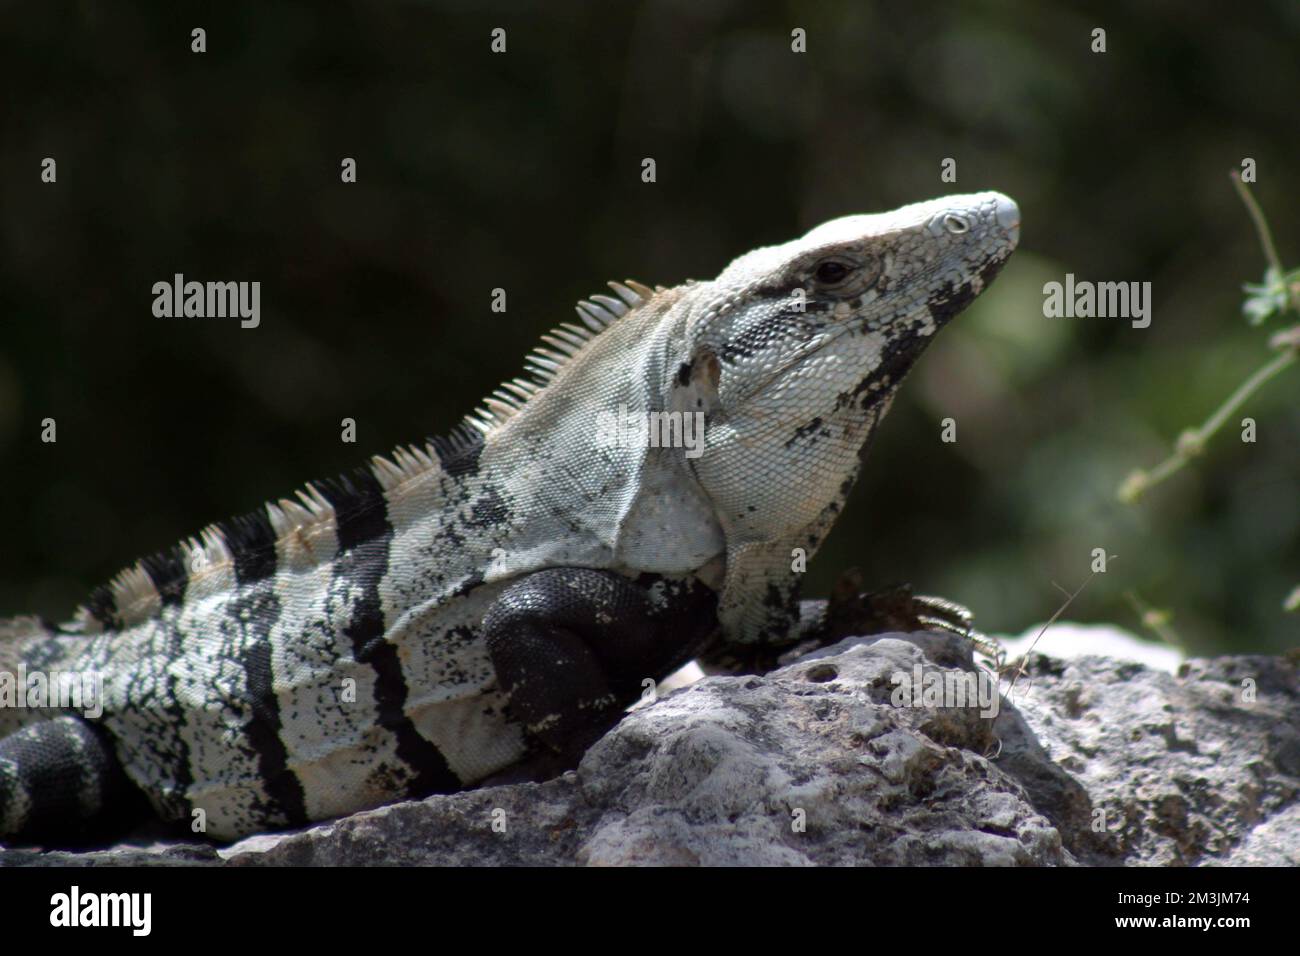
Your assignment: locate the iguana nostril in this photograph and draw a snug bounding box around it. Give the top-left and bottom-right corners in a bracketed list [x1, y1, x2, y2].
[995, 195, 1021, 243]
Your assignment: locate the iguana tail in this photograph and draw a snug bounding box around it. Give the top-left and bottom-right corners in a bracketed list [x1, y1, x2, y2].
[0, 617, 141, 846]
[0, 613, 144, 842]
[0, 715, 135, 845]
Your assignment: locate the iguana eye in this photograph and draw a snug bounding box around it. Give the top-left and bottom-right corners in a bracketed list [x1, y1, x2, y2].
[942, 214, 970, 234]
[813, 260, 851, 285]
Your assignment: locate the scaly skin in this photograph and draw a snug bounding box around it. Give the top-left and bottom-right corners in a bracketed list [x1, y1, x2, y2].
[0, 192, 1019, 843]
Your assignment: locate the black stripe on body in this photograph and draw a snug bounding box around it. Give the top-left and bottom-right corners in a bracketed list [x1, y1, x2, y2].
[141, 547, 190, 607]
[83, 586, 120, 630]
[321, 468, 461, 797]
[226, 533, 307, 828]
[430, 424, 484, 479]
[219, 509, 278, 583]
[238, 616, 308, 828]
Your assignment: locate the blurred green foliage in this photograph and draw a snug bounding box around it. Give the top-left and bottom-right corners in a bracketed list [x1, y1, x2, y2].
[1, 1, 1296, 654]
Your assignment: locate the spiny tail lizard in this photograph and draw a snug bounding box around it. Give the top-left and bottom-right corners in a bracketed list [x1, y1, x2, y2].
[0, 192, 1020, 843]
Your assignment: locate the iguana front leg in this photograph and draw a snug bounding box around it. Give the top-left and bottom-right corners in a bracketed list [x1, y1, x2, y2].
[481, 568, 716, 778]
[705, 545, 995, 674]
[704, 479, 850, 668]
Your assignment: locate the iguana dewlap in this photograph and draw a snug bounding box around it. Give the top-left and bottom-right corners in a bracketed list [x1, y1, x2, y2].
[0, 192, 1019, 843]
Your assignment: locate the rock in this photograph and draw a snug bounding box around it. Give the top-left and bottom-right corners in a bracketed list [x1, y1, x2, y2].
[570, 635, 1063, 866]
[1004, 651, 1299, 865]
[2, 629, 1295, 866]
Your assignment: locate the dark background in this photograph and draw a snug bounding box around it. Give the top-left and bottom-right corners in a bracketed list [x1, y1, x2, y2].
[2, 1, 1297, 654]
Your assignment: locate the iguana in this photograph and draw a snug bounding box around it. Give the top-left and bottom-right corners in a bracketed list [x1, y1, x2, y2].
[0, 192, 1019, 844]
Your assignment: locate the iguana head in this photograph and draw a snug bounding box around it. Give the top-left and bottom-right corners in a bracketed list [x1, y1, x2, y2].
[674, 191, 1019, 545]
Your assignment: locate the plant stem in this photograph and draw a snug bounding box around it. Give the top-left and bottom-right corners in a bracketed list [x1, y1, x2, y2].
[1231, 171, 1284, 278]
[1118, 346, 1296, 500]
[1197, 346, 1296, 438]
